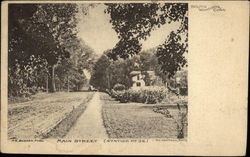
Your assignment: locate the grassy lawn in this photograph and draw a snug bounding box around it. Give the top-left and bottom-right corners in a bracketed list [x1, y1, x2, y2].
[8, 92, 94, 139]
[101, 92, 187, 139]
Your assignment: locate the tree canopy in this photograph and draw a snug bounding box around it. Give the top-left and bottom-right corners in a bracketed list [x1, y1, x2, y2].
[8, 4, 95, 96]
[90, 48, 164, 90]
[9, 4, 78, 66]
[105, 3, 188, 78]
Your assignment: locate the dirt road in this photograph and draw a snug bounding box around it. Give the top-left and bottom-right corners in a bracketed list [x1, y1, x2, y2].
[65, 92, 108, 138]
[8, 92, 94, 139]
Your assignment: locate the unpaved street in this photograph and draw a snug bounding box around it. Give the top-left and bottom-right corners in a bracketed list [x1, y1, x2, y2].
[8, 92, 94, 139]
[65, 92, 108, 138]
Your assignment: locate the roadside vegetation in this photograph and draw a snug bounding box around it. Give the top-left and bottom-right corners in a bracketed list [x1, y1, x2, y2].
[110, 86, 167, 104]
[101, 93, 187, 139]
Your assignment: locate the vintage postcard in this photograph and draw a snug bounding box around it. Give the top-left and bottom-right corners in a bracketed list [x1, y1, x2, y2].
[1, 0, 248, 155]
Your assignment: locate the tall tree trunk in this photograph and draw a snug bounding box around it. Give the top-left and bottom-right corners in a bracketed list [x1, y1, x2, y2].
[48, 65, 56, 93]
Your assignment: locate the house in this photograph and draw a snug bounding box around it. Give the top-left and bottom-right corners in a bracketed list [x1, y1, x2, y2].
[130, 71, 146, 89]
[129, 71, 158, 89]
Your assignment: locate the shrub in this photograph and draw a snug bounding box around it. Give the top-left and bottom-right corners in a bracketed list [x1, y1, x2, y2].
[110, 86, 167, 104]
[128, 89, 142, 102]
[110, 90, 129, 103]
[180, 87, 188, 96]
[113, 83, 126, 91]
[140, 87, 167, 104]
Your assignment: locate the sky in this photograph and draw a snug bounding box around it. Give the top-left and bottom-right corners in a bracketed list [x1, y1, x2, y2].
[77, 4, 181, 56]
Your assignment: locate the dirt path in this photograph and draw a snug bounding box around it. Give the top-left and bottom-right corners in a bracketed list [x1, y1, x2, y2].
[65, 92, 108, 139]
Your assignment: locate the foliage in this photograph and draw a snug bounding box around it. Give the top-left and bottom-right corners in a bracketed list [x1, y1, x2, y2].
[105, 3, 188, 78]
[156, 31, 187, 77]
[9, 4, 79, 66]
[89, 52, 112, 91]
[178, 71, 188, 96]
[8, 4, 94, 97]
[179, 87, 188, 96]
[110, 87, 167, 104]
[139, 49, 158, 71]
[166, 69, 188, 96]
[90, 49, 162, 91]
[8, 55, 48, 97]
[8, 4, 79, 95]
[55, 39, 95, 91]
[55, 61, 87, 92]
[113, 83, 126, 91]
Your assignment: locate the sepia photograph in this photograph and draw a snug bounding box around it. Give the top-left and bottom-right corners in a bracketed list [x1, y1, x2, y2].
[1, 0, 248, 155]
[7, 2, 188, 140]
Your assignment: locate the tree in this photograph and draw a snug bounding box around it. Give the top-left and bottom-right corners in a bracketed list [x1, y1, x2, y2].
[90, 48, 161, 91]
[31, 4, 79, 92]
[8, 4, 80, 94]
[8, 4, 48, 96]
[55, 39, 95, 91]
[105, 3, 188, 78]
[139, 48, 159, 71]
[156, 31, 187, 77]
[90, 51, 111, 91]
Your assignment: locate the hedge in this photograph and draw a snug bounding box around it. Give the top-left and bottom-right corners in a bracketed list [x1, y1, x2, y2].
[110, 87, 167, 104]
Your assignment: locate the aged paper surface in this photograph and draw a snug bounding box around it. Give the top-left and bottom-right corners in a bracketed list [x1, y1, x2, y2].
[1, 0, 248, 155]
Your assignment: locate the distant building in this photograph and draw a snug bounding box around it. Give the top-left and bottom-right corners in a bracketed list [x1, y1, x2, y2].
[129, 71, 158, 89]
[130, 71, 146, 89]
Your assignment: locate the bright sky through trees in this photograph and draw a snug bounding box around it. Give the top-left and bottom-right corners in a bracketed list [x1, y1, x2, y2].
[77, 4, 181, 55]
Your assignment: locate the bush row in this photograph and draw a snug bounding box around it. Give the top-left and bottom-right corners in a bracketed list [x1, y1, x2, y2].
[110, 87, 167, 104]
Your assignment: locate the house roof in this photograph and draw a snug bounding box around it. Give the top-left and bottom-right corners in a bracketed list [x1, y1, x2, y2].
[130, 71, 141, 75]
